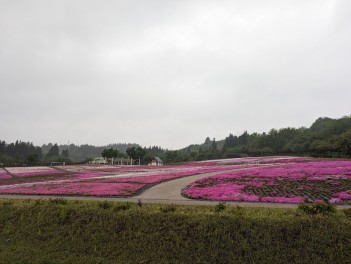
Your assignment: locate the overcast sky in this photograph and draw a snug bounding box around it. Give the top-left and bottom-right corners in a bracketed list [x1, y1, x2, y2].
[0, 1, 350, 149]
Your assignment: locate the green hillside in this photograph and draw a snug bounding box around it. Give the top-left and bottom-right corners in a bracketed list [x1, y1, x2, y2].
[1, 199, 351, 263]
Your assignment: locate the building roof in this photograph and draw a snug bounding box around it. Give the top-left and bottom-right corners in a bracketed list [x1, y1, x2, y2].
[153, 157, 163, 163]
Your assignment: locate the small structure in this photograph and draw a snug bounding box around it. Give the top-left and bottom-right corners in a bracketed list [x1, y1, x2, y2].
[91, 157, 108, 164]
[149, 157, 164, 166]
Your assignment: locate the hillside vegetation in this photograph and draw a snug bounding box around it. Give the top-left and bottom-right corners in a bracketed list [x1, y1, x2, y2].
[1, 199, 351, 263]
[1, 115, 350, 165]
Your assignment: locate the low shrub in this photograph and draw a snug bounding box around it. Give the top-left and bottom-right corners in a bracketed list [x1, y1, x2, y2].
[298, 202, 337, 215]
[98, 201, 113, 209]
[214, 202, 227, 212]
[48, 198, 67, 205]
[342, 208, 351, 218]
[231, 205, 244, 216]
[160, 204, 177, 213]
[59, 207, 69, 223]
[113, 203, 132, 212]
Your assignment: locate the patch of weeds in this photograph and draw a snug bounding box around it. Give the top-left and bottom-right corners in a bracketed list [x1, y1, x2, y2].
[231, 205, 244, 216]
[2, 224, 14, 235]
[342, 208, 351, 218]
[49, 198, 67, 205]
[137, 199, 143, 208]
[297, 202, 336, 215]
[214, 202, 227, 212]
[98, 201, 113, 210]
[35, 199, 44, 206]
[59, 207, 69, 223]
[113, 203, 132, 212]
[160, 204, 177, 213]
[1, 200, 14, 206]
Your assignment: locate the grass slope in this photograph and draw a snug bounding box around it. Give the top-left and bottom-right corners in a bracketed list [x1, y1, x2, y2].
[0, 199, 351, 263]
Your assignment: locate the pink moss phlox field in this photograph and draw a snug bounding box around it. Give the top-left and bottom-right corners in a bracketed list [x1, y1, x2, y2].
[0, 169, 11, 179]
[185, 182, 261, 202]
[183, 160, 351, 204]
[6, 166, 65, 177]
[188, 156, 307, 167]
[0, 182, 145, 196]
[88, 170, 209, 184]
[5, 156, 346, 201]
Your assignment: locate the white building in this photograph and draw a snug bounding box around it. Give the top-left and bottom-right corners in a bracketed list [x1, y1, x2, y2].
[91, 157, 108, 164]
[149, 157, 164, 166]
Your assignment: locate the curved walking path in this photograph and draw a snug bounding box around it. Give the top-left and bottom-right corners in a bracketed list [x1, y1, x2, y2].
[134, 167, 300, 208]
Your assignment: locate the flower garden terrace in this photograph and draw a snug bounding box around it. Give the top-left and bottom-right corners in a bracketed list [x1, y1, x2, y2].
[182, 159, 351, 205]
[0, 156, 305, 197]
[1, 156, 351, 205]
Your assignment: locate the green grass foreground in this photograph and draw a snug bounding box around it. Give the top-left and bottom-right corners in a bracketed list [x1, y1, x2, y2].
[1, 199, 351, 264]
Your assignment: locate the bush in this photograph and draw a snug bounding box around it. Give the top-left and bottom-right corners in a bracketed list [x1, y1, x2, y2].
[48, 198, 67, 205]
[113, 203, 132, 212]
[160, 204, 177, 213]
[98, 201, 113, 210]
[231, 205, 244, 216]
[214, 202, 227, 212]
[342, 208, 351, 218]
[298, 202, 337, 215]
[59, 207, 69, 223]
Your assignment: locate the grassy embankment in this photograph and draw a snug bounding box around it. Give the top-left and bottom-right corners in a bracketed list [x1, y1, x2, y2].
[1, 199, 351, 263]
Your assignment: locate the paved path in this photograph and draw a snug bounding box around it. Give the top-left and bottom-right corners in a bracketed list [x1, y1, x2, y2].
[135, 170, 226, 201]
[132, 168, 299, 208]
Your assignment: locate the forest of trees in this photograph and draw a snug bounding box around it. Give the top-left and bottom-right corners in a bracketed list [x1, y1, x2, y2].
[162, 115, 351, 163]
[1, 115, 350, 167]
[41, 143, 139, 163]
[0, 140, 42, 166]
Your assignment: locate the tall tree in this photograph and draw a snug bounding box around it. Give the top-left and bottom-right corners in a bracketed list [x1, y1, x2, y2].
[46, 143, 59, 158]
[126, 146, 146, 165]
[101, 148, 119, 164]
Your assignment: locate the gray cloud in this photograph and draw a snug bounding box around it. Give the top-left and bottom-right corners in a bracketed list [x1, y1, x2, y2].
[1, 0, 350, 149]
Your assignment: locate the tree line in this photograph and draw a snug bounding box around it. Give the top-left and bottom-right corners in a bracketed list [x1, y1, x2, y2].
[1, 115, 350, 166]
[162, 115, 351, 163]
[0, 140, 42, 166]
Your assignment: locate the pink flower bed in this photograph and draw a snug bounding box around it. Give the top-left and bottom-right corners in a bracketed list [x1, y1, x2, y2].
[0, 169, 11, 179]
[6, 166, 65, 177]
[183, 160, 351, 204]
[0, 161, 250, 196]
[3, 157, 347, 201]
[188, 156, 306, 166]
[88, 170, 208, 184]
[0, 182, 145, 196]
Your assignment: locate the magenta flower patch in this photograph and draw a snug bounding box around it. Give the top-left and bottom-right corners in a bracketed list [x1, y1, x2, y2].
[0, 182, 145, 196]
[0, 169, 11, 179]
[183, 160, 351, 204]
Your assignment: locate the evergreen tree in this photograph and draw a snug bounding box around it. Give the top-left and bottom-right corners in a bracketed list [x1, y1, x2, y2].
[46, 144, 59, 158]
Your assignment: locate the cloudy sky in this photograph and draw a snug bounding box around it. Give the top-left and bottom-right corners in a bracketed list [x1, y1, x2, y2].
[0, 0, 350, 149]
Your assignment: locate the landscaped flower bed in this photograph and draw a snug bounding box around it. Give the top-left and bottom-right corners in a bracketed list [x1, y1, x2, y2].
[0, 169, 11, 179]
[0, 182, 145, 196]
[1, 156, 326, 199]
[85, 169, 216, 184]
[182, 160, 351, 204]
[0, 165, 245, 196]
[5, 166, 65, 177]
